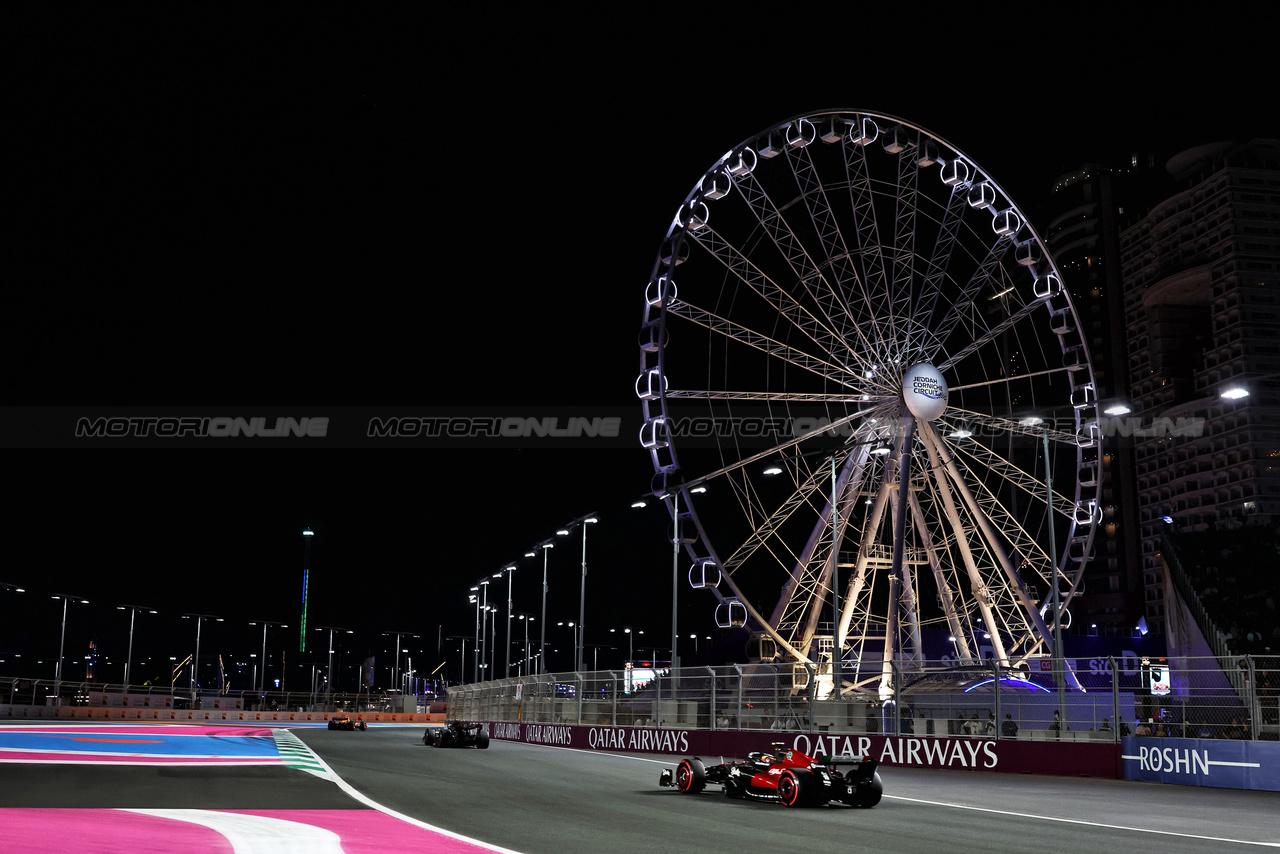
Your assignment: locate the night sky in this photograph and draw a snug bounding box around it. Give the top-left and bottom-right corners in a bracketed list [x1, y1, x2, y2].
[3, 7, 1270, 690]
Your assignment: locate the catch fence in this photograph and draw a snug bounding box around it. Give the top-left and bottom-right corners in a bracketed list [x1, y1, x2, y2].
[447, 654, 1280, 742]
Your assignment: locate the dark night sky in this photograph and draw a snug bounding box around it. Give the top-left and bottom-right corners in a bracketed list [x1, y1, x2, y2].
[2, 7, 1271, 688]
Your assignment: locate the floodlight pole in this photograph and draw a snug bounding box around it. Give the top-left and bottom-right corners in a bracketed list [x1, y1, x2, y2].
[540, 543, 553, 674]
[1044, 426, 1067, 736]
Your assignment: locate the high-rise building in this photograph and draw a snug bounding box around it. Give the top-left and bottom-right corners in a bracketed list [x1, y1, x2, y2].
[1120, 139, 1280, 634]
[1043, 154, 1166, 631]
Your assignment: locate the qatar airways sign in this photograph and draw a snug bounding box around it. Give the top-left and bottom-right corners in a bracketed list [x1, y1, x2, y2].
[789, 733, 998, 770]
[480, 722, 1119, 778]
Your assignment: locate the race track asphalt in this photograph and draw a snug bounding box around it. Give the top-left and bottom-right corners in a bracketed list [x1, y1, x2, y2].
[2, 723, 1277, 852]
[296, 726, 1280, 853]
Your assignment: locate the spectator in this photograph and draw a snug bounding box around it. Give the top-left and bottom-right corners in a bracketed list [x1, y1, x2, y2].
[1099, 717, 1113, 732]
[1050, 710, 1062, 736]
[1001, 714, 1018, 737]
[963, 714, 980, 736]
[1134, 720, 1151, 736]
[984, 712, 996, 735]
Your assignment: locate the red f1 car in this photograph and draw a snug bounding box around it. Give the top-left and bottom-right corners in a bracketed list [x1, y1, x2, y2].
[659, 745, 882, 808]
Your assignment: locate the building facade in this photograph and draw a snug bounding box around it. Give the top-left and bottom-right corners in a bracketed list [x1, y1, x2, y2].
[1120, 139, 1280, 633]
[1043, 155, 1165, 632]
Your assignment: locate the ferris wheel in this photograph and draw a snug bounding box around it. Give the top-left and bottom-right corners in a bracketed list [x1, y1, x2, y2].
[637, 110, 1102, 700]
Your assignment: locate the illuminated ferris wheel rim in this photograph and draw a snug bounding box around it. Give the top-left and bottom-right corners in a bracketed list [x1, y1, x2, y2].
[637, 108, 1103, 689]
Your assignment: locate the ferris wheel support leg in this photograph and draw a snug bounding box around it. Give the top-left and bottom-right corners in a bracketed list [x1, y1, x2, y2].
[907, 490, 967, 651]
[880, 415, 916, 707]
[919, 420, 1060, 663]
[837, 478, 890, 663]
[917, 426, 992, 664]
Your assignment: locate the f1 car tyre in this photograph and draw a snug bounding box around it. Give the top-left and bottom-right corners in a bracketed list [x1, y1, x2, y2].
[675, 758, 706, 794]
[437, 729, 453, 748]
[328, 720, 336, 730]
[777, 768, 817, 808]
[842, 770, 884, 808]
[476, 731, 490, 749]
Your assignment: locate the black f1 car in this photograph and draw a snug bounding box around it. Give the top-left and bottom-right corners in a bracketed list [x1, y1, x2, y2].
[327, 713, 367, 731]
[424, 720, 490, 748]
[659, 744, 882, 808]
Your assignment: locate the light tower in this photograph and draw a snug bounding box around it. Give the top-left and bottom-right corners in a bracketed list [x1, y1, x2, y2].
[299, 527, 314, 652]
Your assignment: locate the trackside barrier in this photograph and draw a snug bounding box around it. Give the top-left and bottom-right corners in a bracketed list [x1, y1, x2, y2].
[0, 704, 445, 724]
[477, 721, 1121, 778]
[1122, 736, 1280, 791]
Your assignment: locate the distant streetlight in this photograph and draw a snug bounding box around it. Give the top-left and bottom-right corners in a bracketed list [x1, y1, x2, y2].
[181, 613, 222, 702]
[117, 604, 156, 688]
[500, 565, 517, 675]
[2, 583, 25, 659]
[249, 620, 288, 696]
[469, 587, 480, 682]
[315, 626, 352, 699]
[382, 630, 419, 694]
[558, 512, 599, 673]
[478, 579, 491, 678]
[538, 541, 554, 674]
[514, 614, 535, 675]
[52, 594, 89, 700]
[610, 627, 643, 664]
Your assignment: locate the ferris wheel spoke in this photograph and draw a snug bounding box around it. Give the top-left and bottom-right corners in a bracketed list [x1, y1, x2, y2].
[927, 234, 1019, 359]
[722, 445, 854, 578]
[780, 141, 884, 360]
[943, 439, 1056, 576]
[912, 180, 970, 331]
[838, 133, 894, 358]
[767, 447, 872, 653]
[668, 410, 881, 517]
[936, 290, 1053, 373]
[940, 421, 1076, 515]
[943, 408, 1079, 445]
[948, 366, 1073, 394]
[723, 166, 873, 360]
[686, 224, 869, 373]
[665, 299, 864, 389]
[919, 421, 1059, 655]
[886, 136, 925, 358]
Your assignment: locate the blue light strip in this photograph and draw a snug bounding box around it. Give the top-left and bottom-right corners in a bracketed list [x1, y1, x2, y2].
[963, 676, 1050, 693]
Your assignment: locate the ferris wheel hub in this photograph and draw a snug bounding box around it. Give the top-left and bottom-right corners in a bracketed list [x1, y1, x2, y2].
[902, 363, 948, 422]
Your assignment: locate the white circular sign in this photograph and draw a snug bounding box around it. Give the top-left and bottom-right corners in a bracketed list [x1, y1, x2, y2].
[902, 363, 948, 422]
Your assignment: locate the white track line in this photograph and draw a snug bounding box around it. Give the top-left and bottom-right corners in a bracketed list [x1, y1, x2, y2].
[522, 743, 1279, 848]
[886, 795, 1279, 848]
[292, 732, 528, 854]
